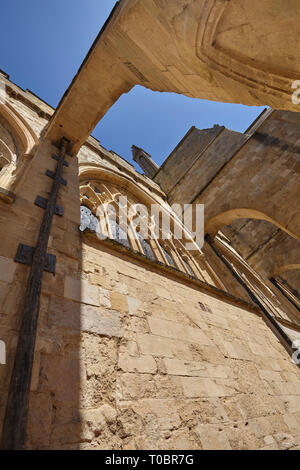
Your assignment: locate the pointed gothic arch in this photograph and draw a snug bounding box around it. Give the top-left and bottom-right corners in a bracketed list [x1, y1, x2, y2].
[0, 102, 38, 201]
[78, 166, 220, 284]
[205, 208, 300, 242]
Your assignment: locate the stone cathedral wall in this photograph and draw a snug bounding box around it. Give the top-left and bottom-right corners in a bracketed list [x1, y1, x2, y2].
[0, 76, 300, 450]
[35, 238, 300, 450]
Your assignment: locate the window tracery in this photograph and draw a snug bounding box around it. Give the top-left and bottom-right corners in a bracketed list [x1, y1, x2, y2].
[0, 103, 38, 199]
[0, 118, 19, 186]
[79, 179, 206, 280]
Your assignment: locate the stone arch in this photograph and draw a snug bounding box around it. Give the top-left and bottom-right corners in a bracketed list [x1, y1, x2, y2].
[205, 208, 300, 241]
[79, 165, 214, 281]
[80, 165, 201, 248]
[0, 102, 38, 196]
[46, 0, 300, 151]
[0, 132, 17, 176]
[79, 165, 163, 208]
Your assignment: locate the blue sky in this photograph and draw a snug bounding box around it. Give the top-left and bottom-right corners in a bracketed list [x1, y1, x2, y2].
[0, 0, 265, 171]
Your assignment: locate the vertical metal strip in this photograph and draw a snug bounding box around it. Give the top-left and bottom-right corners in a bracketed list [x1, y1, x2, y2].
[0, 138, 68, 450]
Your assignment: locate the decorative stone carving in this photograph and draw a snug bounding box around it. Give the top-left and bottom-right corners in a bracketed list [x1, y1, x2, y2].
[0, 118, 19, 188]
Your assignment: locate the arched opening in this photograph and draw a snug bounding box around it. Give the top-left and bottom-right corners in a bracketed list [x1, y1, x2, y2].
[0, 115, 19, 186]
[205, 208, 300, 242]
[206, 214, 300, 332]
[0, 103, 38, 195]
[78, 171, 213, 283]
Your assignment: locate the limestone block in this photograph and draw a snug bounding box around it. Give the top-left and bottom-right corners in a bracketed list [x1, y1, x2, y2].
[274, 433, 298, 450]
[181, 377, 237, 398]
[26, 392, 53, 449]
[281, 396, 300, 414]
[0, 281, 9, 306]
[248, 341, 283, 359]
[126, 316, 149, 335]
[195, 424, 232, 450]
[258, 369, 284, 383]
[154, 285, 173, 300]
[281, 371, 300, 383]
[147, 305, 185, 324]
[117, 373, 157, 401]
[248, 415, 289, 440]
[206, 364, 229, 379]
[119, 340, 139, 357]
[49, 297, 122, 338]
[189, 344, 226, 365]
[236, 394, 284, 419]
[154, 375, 184, 399]
[99, 288, 111, 308]
[127, 297, 142, 315]
[118, 354, 157, 374]
[81, 306, 122, 338]
[30, 351, 41, 392]
[131, 399, 181, 431]
[35, 335, 63, 355]
[137, 333, 194, 360]
[162, 358, 229, 378]
[187, 308, 230, 331]
[42, 273, 64, 298]
[48, 296, 81, 331]
[39, 353, 84, 404]
[283, 414, 300, 434]
[117, 263, 145, 280]
[162, 358, 190, 376]
[50, 421, 86, 446]
[264, 435, 277, 446]
[268, 381, 300, 396]
[110, 291, 129, 313]
[64, 276, 100, 306]
[80, 405, 116, 436]
[113, 282, 129, 295]
[159, 430, 199, 450]
[101, 404, 117, 424]
[221, 340, 252, 361]
[147, 317, 212, 346]
[88, 271, 112, 290]
[224, 425, 262, 450]
[0, 256, 16, 283]
[260, 442, 280, 450]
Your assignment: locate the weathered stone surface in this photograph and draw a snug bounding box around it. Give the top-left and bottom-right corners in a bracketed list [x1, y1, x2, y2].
[64, 276, 100, 306]
[81, 306, 122, 338]
[99, 288, 111, 308]
[147, 317, 212, 346]
[1, 40, 300, 451]
[48, 297, 122, 337]
[181, 377, 238, 399]
[118, 354, 157, 374]
[0, 256, 16, 283]
[110, 292, 129, 313]
[46, 0, 300, 150]
[195, 424, 232, 450]
[26, 392, 53, 449]
[127, 297, 142, 315]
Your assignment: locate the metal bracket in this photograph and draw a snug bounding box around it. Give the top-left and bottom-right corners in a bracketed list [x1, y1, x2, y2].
[52, 154, 69, 167]
[45, 169, 67, 186]
[15, 244, 56, 274]
[34, 195, 64, 216]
